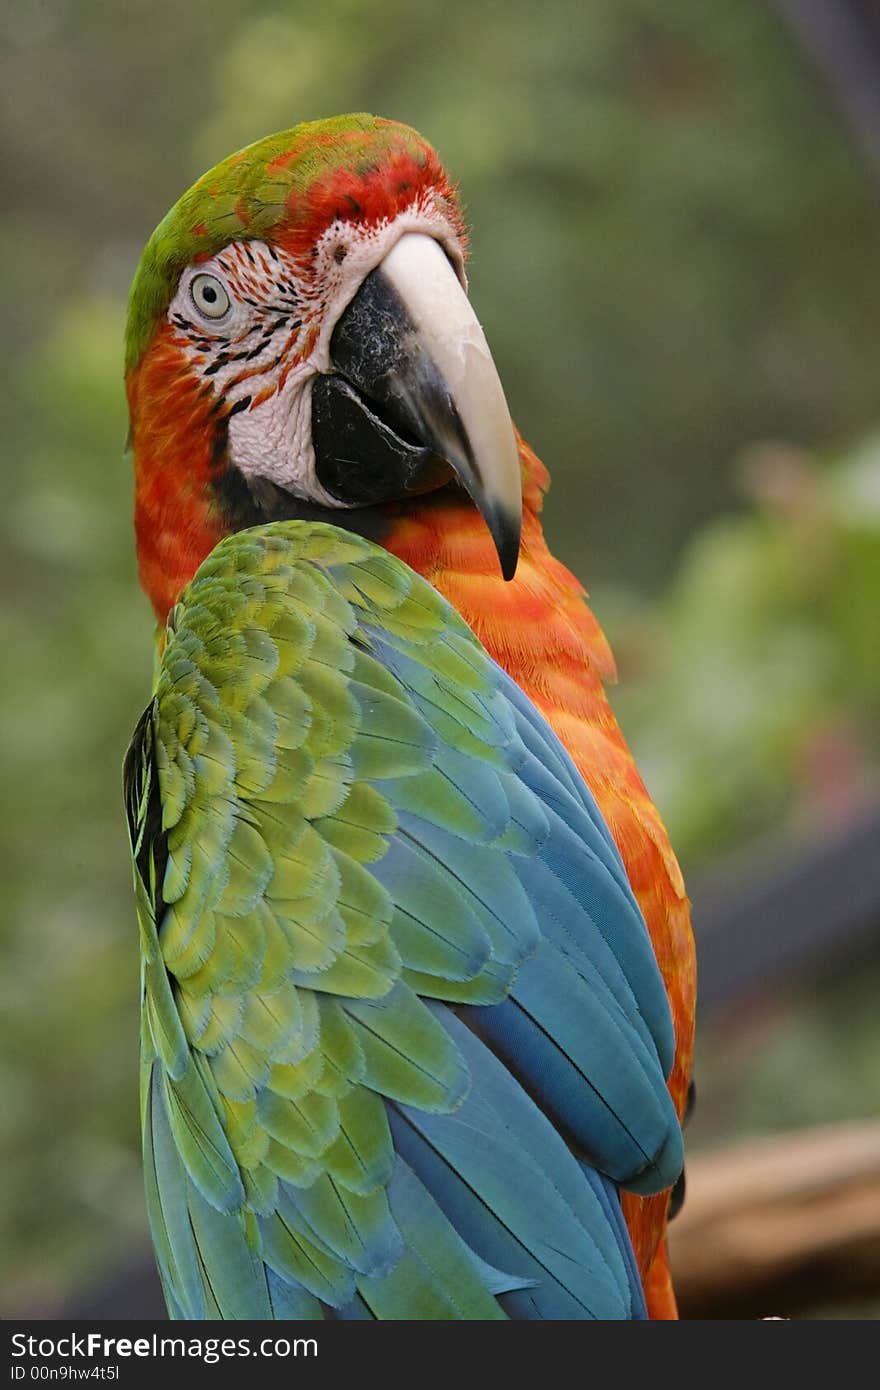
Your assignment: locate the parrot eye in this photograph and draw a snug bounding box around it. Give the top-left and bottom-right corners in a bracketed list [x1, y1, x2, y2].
[190, 273, 231, 321]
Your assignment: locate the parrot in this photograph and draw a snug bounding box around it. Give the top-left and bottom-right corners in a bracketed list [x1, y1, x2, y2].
[123, 113, 696, 1321]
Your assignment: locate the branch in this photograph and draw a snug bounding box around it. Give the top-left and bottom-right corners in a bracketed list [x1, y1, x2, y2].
[669, 1121, 880, 1318]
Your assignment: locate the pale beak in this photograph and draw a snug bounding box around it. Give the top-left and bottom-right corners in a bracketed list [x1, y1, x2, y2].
[312, 232, 522, 580]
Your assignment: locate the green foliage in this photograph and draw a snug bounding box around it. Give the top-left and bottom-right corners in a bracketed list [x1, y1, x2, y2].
[0, 295, 151, 1308]
[693, 956, 880, 1147]
[602, 440, 880, 871]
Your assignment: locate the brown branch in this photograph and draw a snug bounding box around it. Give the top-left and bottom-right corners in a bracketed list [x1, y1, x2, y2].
[669, 1121, 880, 1318]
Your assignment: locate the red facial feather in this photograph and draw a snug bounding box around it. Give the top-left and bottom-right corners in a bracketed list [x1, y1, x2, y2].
[273, 150, 464, 264]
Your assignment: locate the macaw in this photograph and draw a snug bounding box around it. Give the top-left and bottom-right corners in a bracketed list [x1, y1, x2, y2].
[124, 113, 695, 1321]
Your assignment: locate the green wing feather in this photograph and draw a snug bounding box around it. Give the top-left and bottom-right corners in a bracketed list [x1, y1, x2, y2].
[125, 521, 681, 1320]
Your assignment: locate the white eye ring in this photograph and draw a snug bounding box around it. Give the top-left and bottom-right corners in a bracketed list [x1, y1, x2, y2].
[190, 272, 231, 320]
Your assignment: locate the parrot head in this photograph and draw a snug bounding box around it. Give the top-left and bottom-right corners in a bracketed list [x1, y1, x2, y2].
[126, 113, 522, 621]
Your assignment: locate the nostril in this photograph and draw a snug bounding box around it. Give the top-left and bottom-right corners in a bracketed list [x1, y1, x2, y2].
[333, 245, 348, 265]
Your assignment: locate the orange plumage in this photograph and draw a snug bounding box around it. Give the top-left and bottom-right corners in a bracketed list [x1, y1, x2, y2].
[382, 434, 696, 1318]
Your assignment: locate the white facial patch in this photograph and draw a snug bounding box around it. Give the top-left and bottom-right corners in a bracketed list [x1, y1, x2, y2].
[166, 195, 463, 508]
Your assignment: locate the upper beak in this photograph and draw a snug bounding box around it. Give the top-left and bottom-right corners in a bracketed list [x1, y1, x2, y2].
[312, 232, 522, 580]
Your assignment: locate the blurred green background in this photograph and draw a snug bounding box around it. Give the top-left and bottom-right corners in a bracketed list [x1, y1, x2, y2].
[2, 0, 879, 1318]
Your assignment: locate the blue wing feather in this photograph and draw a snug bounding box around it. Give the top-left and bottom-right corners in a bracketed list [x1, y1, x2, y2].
[391, 1008, 648, 1319]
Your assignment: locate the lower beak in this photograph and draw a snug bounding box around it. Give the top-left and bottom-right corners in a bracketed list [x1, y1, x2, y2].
[312, 233, 522, 580]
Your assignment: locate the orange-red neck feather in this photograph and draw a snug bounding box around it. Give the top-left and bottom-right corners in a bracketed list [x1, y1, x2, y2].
[128, 328, 226, 622]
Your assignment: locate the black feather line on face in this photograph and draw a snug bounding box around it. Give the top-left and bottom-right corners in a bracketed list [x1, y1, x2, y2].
[204, 354, 231, 377]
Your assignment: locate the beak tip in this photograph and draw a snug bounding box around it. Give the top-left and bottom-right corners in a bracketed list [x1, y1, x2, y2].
[489, 508, 522, 582]
[500, 543, 520, 582]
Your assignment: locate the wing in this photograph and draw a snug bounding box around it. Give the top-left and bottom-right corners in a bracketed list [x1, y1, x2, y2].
[123, 521, 682, 1321]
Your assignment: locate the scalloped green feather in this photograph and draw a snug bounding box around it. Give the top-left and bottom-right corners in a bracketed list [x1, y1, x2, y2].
[210, 1036, 272, 1103]
[259, 1088, 340, 1159]
[259, 1209, 354, 1305]
[238, 980, 303, 1053]
[323, 1086, 393, 1195]
[285, 1174, 401, 1275]
[343, 983, 469, 1111]
[268, 1049, 326, 1103]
